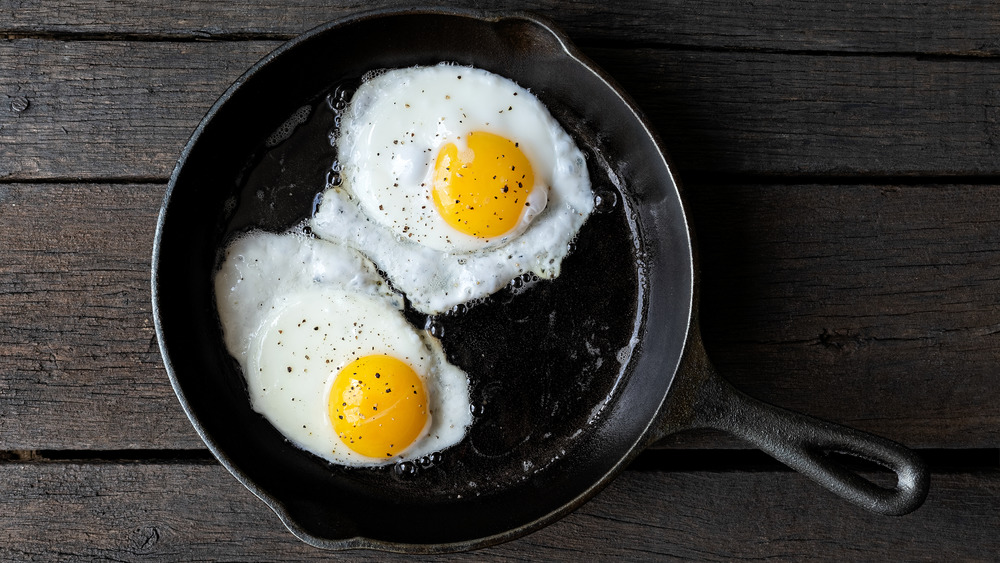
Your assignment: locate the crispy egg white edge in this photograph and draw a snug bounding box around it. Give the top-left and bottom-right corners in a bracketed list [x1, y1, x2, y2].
[312, 64, 595, 314]
[335, 63, 591, 253]
[214, 230, 473, 466]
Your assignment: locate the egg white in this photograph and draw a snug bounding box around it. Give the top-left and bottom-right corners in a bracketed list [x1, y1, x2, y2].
[214, 230, 472, 466]
[311, 64, 593, 314]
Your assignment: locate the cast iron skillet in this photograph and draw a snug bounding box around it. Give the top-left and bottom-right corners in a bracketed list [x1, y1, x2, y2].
[152, 8, 929, 553]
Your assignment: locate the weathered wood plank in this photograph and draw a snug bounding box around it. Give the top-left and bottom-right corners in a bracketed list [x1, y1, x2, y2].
[588, 47, 1000, 177]
[0, 462, 995, 561]
[0, 39, 280, 181]
[3, 40, 1000, 180]
[1, 183, 998, 450]
[0, 183, 202, 448]
[691, 183, 1000, 447]
[3, 0, 1000, 56]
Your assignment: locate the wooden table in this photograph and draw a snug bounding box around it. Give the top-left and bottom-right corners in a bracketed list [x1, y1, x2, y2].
[2, 1, 998, 560]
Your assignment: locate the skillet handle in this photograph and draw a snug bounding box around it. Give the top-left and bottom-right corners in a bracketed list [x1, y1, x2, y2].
[656, 325, 929, 516]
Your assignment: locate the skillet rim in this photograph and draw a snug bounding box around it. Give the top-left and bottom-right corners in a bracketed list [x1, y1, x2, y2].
[152, 6, 695, 553]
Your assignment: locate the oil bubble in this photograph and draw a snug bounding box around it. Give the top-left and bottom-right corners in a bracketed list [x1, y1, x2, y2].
[266, 105, 311, 148]
[594, 189, 618, 213]
[393, 460, 417, 479]
[325, 85, 353, 113]
[508, 273, 540, 296]
[423, 317, 445, 338]
[311, 192, 324, 215]
[361, 68, 387, 83]
[325, 161, 343, 187]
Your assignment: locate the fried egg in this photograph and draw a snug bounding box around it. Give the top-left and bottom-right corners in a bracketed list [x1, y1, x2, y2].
[214, 230, 472, 466]
[311, 64, 593, 314]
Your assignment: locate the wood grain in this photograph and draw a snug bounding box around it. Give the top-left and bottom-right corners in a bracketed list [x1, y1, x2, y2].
[1, 2, 994, 561]
[587, 47, 1000, 176]
[0, 39, 280, 181]
[0, 183, 202, 449]
[4, 40, 1000, 181]
[0, 461, 995, 561]
[692, 184, 1000, 446]
[3, 0, 1000, 55]
[1, 182, 997, 450]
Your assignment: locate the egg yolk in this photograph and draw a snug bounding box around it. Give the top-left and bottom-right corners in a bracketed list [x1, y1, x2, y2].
[328, 354, 428, 458]
[432, 131, 535, 238]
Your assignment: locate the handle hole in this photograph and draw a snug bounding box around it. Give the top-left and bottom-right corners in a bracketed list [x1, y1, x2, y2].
[823, 450, 898, 489]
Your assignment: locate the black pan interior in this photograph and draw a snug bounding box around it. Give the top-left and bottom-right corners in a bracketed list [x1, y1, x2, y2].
[154, 10, 693, 549]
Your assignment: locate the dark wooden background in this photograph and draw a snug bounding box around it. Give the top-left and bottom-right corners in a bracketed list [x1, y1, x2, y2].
[1, 1, 998, 560]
